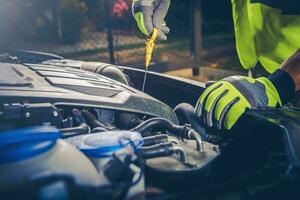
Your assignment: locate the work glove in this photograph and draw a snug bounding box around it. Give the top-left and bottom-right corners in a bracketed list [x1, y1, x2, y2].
[195, 76, 284, 130]
[132, 0, 170, 40]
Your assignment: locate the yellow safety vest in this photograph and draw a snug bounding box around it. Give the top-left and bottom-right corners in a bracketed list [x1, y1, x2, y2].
[231, 0, 300, 73]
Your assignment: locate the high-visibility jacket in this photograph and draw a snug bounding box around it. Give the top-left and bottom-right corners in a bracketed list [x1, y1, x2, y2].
[231, 0, 300, 73]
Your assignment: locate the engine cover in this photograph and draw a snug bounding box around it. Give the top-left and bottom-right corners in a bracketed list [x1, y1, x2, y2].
[0, 62, 177, 123]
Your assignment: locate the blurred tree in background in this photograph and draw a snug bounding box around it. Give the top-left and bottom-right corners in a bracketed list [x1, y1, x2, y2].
[84, 0, 105, 31]
[0, 0, 237, 74]
[0, 0, 58, 43]
[0, 0, 233, 45]
[60, 0, 87, 43]
[166, 0, 190, 38]
[0, 0, 88, 45]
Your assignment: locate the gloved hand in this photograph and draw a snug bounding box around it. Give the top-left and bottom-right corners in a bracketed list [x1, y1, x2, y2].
[132, 0, 170, 40]
[195, 76, 283, 130]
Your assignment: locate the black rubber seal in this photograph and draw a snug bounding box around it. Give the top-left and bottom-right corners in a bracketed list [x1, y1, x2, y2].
[268, 69, 296, 104]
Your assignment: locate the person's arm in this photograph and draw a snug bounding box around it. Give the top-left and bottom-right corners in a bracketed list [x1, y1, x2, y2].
[280, 49, 300, 91]
[266, 49, 300, 106]
[195, 49, 300, 130]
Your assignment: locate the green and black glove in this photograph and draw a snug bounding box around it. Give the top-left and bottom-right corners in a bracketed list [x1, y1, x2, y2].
[132, 0, 170, 40]
[195, 70, 295, 130]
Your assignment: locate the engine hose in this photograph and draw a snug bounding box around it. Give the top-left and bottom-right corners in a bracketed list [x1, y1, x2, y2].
[117, 113, 143, 129]
[140, 143, 193, 167]
[140, 142, 174, 159]
[130, 117, 187, 137]
[130, 117, 204, 151]
[174, 103, 204, 131]
[81, 110, 109, 130]
[174, 103, 222, 144]
[173, 146, 189, 165]
[80, 62, 129, 85]
[143, 135, 169, 146]
[92, 127, 108, 133]
[187, 129, 204, 152]
[60, 123, 89, 138]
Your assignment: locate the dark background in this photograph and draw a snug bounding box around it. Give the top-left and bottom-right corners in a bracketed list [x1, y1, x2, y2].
[0, 0, 241, 81]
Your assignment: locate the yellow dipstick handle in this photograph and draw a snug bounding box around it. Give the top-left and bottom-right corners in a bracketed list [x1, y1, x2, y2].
[145, 28, 158, 67]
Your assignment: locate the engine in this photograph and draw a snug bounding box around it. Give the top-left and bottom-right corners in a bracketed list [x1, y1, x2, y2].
[0, 62, 177, 126]
[0, 61, 220, 199]
[0, 55, 299, 200]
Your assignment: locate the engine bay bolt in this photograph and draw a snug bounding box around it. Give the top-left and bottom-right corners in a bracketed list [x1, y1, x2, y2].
[25, 112, 31, 118]
[53, 111, 59, 117]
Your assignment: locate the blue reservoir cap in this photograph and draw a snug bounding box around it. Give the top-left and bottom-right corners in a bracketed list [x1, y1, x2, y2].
[65, 131, 143, 158]
[0, 126, 61, 164]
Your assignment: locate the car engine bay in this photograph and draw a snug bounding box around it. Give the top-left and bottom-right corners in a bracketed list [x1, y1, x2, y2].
[0, 51, 300, 200]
